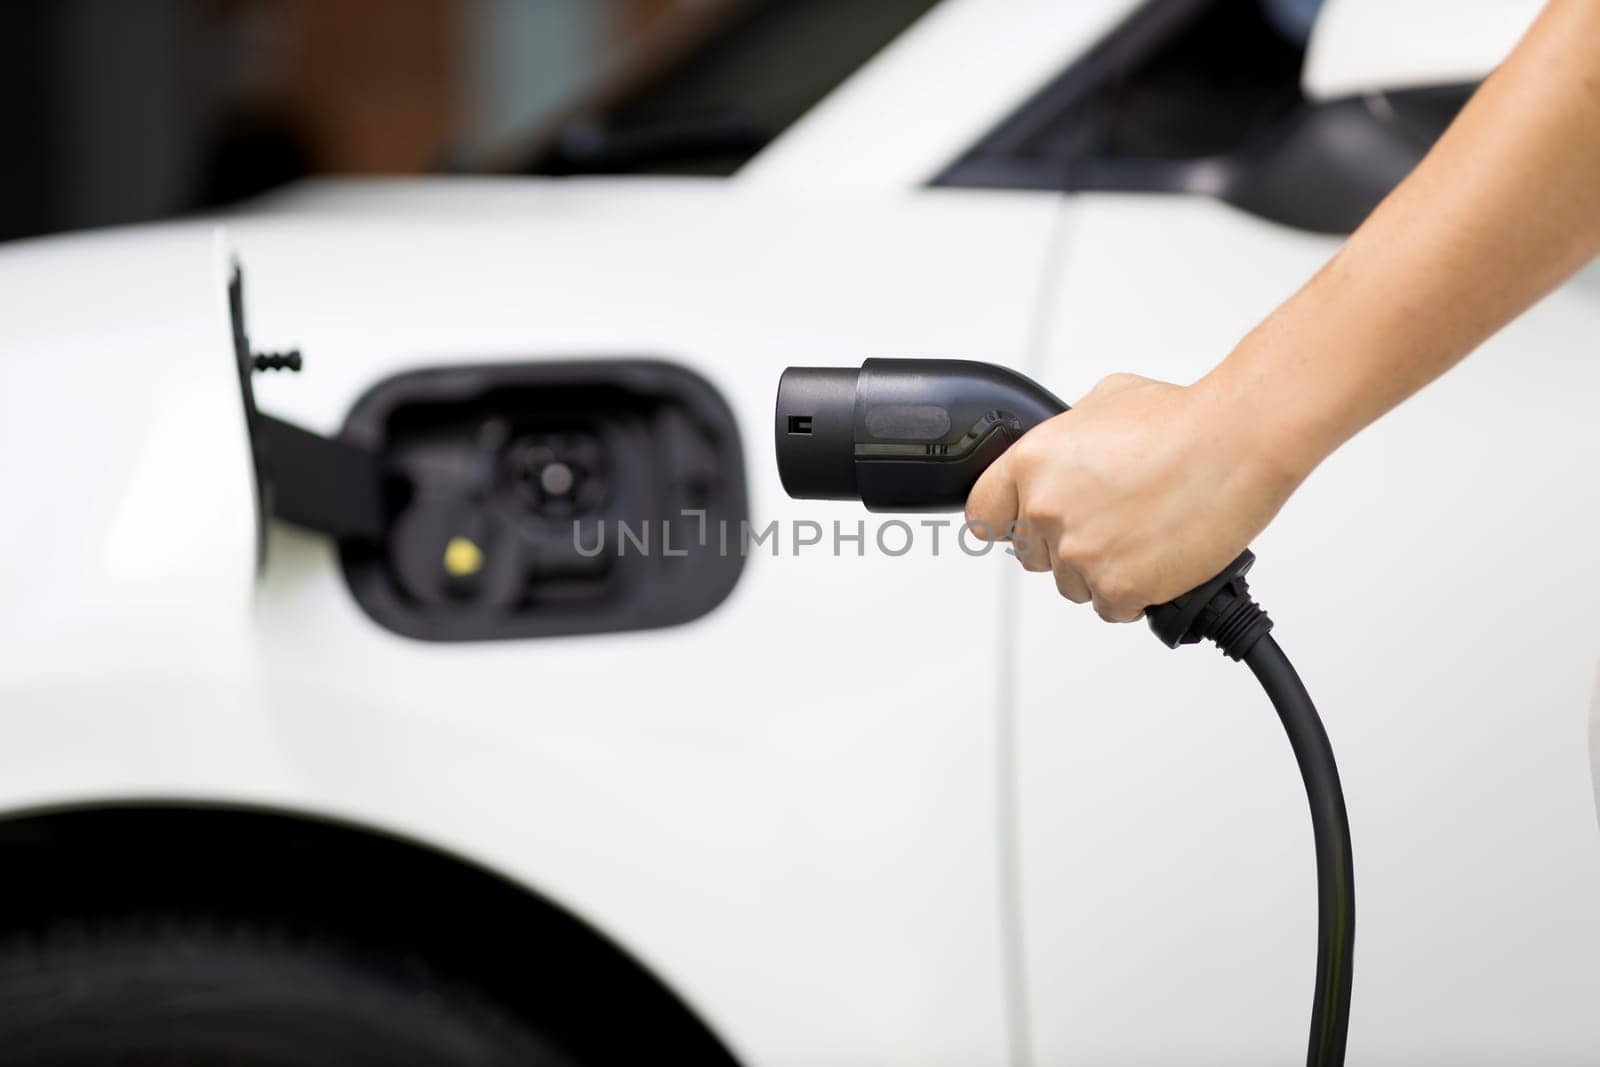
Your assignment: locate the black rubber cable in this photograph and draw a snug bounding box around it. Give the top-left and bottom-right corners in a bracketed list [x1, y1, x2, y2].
[1146, 552, 1354, 1064]
[1243, 634, 1355, 1067]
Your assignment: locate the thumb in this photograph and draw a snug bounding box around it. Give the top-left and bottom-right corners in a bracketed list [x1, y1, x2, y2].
[965, 448, 1019, 542]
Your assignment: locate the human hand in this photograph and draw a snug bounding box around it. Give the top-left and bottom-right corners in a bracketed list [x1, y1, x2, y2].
[965, 372, 1308, 622]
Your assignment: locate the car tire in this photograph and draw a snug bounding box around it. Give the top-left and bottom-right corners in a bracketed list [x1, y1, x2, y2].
[0, 916, 578, 1067]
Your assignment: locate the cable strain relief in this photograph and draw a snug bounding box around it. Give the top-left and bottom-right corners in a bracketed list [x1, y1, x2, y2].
[1197, 582, 1273, 661]
[1146, 550, 1258, 650]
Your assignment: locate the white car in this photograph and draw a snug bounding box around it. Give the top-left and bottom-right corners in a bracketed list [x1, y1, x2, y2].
[2, 0, 1595, 1064]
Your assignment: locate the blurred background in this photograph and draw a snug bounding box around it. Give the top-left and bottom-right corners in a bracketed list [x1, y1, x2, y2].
[0, 0, 946, 243]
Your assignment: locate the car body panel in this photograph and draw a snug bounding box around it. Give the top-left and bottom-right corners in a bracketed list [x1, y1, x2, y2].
[1021, 193, 1600, 1063]
[0, 180, 1066, 1067]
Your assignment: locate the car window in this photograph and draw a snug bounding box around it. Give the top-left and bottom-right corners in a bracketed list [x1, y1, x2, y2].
[511, 0, 941, 177]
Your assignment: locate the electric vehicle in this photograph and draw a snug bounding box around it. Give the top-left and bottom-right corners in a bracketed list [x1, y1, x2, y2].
[2, 0, 1596, 1063]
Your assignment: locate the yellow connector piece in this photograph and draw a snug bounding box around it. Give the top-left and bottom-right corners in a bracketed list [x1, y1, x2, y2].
[442, 536, 484, 578]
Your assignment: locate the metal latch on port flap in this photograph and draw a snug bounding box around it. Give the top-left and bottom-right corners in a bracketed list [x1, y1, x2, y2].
[230, 265, 390, 543]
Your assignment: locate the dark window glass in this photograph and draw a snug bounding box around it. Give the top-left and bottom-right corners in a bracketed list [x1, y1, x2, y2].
[515, 0, 941, 177]
[938, 0, 1307, 190]
[937, 0, 1471, 234]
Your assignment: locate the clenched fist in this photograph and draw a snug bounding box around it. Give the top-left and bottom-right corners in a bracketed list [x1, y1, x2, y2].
[964, 372, 1307, 622]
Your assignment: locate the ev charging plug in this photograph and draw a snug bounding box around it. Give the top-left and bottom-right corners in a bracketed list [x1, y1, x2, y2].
[776, 359, 1270, 652]
[775, 358, 1354, 1067]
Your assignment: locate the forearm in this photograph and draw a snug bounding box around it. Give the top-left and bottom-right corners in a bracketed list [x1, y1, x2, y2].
[1206, 0, 1600, 480]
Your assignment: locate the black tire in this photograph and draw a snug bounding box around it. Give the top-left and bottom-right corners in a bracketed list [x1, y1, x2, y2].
[0, 916, 578, 1067]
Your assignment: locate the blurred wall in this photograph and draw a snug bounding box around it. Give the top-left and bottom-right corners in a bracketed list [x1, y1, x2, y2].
[0, 0, 674, 243]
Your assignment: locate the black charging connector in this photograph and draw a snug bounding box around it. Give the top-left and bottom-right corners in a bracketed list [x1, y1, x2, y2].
[775, 359, 1354, 1067]
[1146, 549, 1273, 658]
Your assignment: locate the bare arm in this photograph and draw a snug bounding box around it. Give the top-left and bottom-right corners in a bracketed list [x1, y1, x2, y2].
[967, 0, 1600, 621]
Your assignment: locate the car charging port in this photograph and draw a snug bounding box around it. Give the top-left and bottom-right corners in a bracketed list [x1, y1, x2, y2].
[336, 361, 747, 642]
